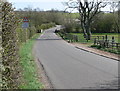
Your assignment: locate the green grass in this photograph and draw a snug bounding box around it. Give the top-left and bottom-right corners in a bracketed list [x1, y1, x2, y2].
[67, 13, 79, 19]
[71, 33, 120, 44]
[91, 45, 120, 55]
[70, 33, 120, 54]
[19, 33, 44, 89]
[59, 32, 120, 54]
[91, 33, 119, 43]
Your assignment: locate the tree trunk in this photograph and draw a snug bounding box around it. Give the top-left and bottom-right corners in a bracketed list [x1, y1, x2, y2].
[81, 22, 87, 38]
[87, 30, 91, 40]
[83, 32, 87, 38]
[83, 28, 87, 38]
[85, 24, 91, 40]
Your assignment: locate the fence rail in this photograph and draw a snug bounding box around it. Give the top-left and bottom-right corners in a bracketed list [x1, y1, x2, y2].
[59, 33, 79, 42]
[58, 32, 120, 53]
[93, 35, 120, 50]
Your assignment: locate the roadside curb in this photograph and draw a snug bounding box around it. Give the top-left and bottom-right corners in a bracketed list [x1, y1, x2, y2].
[75, 46, 119, 61]
[55, 33, 119, 61]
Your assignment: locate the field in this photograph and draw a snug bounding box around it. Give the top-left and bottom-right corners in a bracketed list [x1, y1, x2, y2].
[71, 33, 120, 44]
[70, 33, 120, 54]
[61, 13, 79, 19]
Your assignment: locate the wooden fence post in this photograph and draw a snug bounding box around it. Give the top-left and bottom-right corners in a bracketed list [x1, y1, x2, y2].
[105, 35, 108, 47]
[76, 35, 78, 42]
[94, 38, 96, 45]
[112, 36, 115, 50]
[105, 35, 108, 41]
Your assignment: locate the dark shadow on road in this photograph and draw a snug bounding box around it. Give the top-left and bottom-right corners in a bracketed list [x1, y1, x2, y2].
[36, 39, 62, 41]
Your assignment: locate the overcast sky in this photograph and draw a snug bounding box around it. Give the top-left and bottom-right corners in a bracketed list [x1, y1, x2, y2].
[8, 0, 118, 12]
[8, 0, 67, 2]
[8, 0, 69, 11]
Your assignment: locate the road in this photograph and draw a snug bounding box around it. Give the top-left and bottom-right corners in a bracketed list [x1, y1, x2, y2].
[33, 26, 119, 89]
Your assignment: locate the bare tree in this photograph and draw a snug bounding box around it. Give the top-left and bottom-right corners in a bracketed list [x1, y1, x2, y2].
[65, 0, 107, 40]
[118, 1, 120, 33]
[110, 1, 120, 33]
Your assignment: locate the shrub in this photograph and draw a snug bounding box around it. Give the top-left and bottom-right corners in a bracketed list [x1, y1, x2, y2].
[1, 1, 37, 89]
[2, 1, 20, 89]
[39, 22, 55, 31]
[91, 45, 102, 49]
[16, 26, 37, 45]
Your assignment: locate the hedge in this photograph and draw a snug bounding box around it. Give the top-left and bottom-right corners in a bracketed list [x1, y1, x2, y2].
[1, 1, 37, 89]
[37, 22, 56, 32]
[2, 1, 20, 89]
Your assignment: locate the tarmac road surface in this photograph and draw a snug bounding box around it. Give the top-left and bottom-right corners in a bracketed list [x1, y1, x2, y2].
[33, 26, 119, 89]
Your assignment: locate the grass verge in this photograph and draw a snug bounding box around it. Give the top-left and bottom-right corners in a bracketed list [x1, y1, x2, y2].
[19, 33, 44, 89]
[91, 45, 120, 55]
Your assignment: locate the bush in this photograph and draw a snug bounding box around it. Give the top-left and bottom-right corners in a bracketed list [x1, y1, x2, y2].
[37, 22, 56, 32]
[28, 26, 37, 38]
[2, 1, 20, 89]
[1, 1, 37, 89]
[91, 45, 120, 54]
[16, 27, 37, 45]
[91, 45, 102, 49]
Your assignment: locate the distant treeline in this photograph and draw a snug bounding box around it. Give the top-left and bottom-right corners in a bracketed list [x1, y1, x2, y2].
[16, 7, 119, 33]
[91, 12, 119, 33]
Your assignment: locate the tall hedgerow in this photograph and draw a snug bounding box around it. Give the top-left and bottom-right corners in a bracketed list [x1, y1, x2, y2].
[2, 1, 20, 89]
[16, 26, 37, 45]
[1, 1, 38, 89]
[0, 0, 2, 89]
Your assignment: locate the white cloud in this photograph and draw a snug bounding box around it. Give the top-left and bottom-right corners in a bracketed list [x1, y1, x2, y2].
[8, 0, 68, 3]
[8, 0, 119, 3]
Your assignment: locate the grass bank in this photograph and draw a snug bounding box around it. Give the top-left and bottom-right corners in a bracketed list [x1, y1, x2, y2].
[19, 33, 44, 89]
